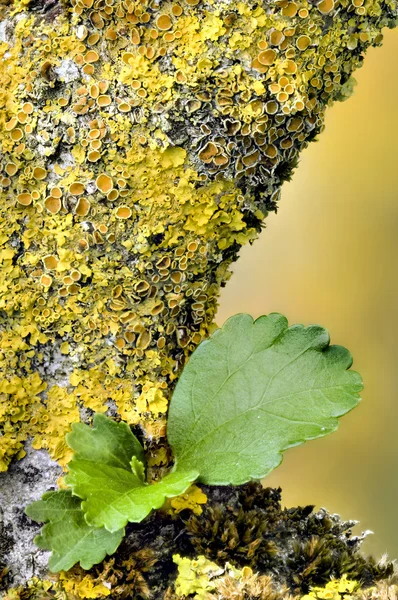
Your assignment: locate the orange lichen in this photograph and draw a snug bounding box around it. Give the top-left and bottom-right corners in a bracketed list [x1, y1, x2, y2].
[75, 197, 91, 216]
[318, 0, 335, 13]
[84, 50, 99, 63]
[156, 14, 172, 30]
[33, 167, 47, 180]
[43, 255, 59, 270]
[69, 182, 85, 196]
[96, 174, 113, 193]
[17, 193, 32, 206]
[97, 95, 111, 107]
[44, 197, 62, 214]
[258, 49, 277, 65]
[297, 35, 311, 50]
[40, 274, 53, 287]
[115, 206, 132, 219]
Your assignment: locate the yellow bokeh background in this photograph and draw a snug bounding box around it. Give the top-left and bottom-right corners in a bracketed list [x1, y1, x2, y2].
[217, 29, 398, 561]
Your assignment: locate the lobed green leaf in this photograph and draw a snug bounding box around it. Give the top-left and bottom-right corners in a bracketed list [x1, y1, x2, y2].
[64, 413, 197, 531]
[65, 465, 198, 532]
[26, 491, 124, 572]
[167, 313, 363, 485]
[25, 489, 82, 523]
[66, 412, 145, 468]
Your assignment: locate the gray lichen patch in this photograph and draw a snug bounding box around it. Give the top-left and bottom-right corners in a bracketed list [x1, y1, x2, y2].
[0, 444, 62, 588]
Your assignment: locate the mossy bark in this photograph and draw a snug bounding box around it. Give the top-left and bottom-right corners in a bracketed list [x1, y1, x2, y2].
[0, 0, 397, 592]
[2, 484, 396, 598]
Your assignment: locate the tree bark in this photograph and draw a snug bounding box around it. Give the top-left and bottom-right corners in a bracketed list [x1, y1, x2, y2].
[0, 0, 396, 591]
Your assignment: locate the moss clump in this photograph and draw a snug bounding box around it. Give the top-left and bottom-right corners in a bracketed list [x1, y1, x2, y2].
[184, 483, 393, 593]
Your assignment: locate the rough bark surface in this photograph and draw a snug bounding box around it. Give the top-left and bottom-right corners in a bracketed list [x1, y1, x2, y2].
[0, 445, 61, 587]
[0, 0, 397, 591]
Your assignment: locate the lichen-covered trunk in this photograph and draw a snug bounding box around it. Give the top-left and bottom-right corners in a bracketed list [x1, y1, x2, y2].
[0, 0, 396, 588]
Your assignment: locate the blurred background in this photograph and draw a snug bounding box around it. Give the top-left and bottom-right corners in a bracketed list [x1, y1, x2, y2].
[217, 28, 398, 561]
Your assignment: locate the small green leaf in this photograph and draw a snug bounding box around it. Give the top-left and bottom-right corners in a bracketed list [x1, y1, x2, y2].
[167, 313, 363, 485]
[64, 414, 197, 531]
[25, 489, 82, 523]
[66, 413, 145, 468]
[130, 456, 145, 483]
[25, 491, 124, 572]
[66, 465, 198, 532]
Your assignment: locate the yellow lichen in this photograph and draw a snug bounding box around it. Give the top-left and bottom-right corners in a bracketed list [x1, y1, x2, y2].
[0, 0, 396, 471]
[173, 554, 223, 599]
[302, 576, 360, 600]
[58, 572, 111, 598]
[167, 484, 208, 515]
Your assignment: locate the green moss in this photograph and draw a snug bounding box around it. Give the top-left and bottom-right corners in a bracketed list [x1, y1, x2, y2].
[184, 483, 394, 593]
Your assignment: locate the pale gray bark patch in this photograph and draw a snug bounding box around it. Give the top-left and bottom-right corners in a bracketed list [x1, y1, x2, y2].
[0, 444, 62, 589]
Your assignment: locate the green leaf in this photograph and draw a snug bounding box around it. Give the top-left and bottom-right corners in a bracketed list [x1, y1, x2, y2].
[167, 313, 363, 485]
[25, 491, 124, 572]
[130, 456, 146, 483]
[25, 489, 82, 523]
[66, 412, 145, 468]
[66, 465, 198, 532]
[64, 413, 197, 531]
